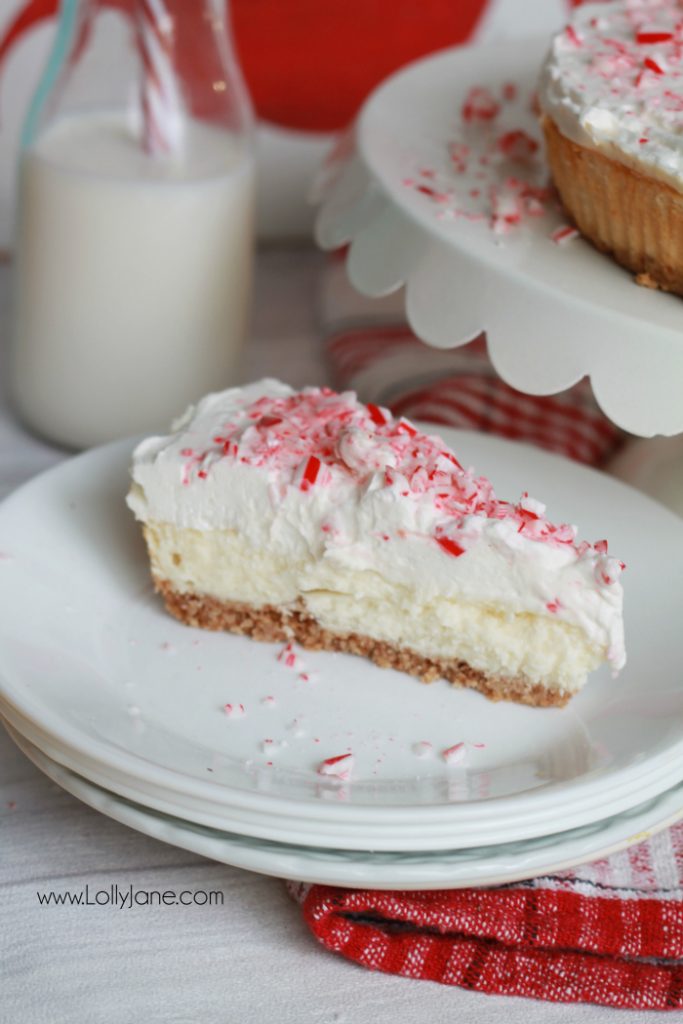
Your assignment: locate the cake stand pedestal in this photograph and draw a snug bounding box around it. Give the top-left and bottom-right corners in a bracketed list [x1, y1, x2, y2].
[315, 36, 683, 441]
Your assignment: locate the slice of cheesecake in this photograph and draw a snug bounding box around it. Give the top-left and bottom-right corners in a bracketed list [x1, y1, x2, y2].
[126, 379, 625, 707]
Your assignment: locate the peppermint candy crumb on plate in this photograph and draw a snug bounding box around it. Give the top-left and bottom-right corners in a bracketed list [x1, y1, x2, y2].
[318, 753, 354, 781]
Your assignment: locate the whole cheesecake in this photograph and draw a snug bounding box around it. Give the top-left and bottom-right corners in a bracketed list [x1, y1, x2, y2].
[539, 0, 683, 295]
[127, 380, 626, 708]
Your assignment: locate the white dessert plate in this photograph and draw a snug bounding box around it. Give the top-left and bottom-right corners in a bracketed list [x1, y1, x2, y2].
[1, 433, 683, 851]
[7, 717, 683, 890]
[316, 36, 683, 437]
[5, 693, 682, 854]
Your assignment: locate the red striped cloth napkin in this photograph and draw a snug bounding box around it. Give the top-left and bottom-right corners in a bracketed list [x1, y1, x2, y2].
[290, 822, 683, 1010]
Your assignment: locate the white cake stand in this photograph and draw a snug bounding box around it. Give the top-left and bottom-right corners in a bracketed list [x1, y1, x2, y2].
[315, 36, 683, 439]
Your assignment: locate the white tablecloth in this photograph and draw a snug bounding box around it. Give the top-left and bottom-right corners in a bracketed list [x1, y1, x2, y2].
[0, 252, 665, 1023]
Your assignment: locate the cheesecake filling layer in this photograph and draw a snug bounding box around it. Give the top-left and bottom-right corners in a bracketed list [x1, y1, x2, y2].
[144, 521, 603, 694]
[539, 0, 683, 190]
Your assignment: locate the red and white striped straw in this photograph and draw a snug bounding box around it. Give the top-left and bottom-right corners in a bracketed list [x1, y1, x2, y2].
[136, 0, 182, 157]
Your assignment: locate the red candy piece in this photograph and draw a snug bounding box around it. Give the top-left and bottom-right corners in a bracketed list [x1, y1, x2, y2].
[565, 24, 582, 47]
[318, 753, 354, 781]
[636, 31, 673, 44]
[448, 141, 470, 173]
[497, 129, 539, 162]
[300, 455, 321, 491]
[437, 536, 465, 558]
[644, 57, 664, 74]
[366, 403, 388, 425]
[461, 86, 500, 123]
[397, 419, 418, 437]
[443, 743, 467, 766]
[551, 225, 580, 245]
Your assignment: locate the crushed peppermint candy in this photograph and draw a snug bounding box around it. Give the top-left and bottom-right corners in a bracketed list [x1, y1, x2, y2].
[462, 85, 501, 123]
[636, 30, 674, 45]
[412, 741, 434, 759]
[224, 702, 246, 719]
[298, 671, 319, 684]
[317, 753, 354, 781]
[404, 76, 557, 238]
[443, 743, 467, 766]
[173, 386, 620, 572]
[497, 129, 538, 161]
[551, 224, 580, 246]
[277, 642, 305, 671]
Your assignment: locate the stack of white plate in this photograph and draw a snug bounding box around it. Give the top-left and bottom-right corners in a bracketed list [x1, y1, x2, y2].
[2, 431, 683, 889]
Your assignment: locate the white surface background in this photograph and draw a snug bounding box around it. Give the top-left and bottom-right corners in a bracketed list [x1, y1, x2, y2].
[0, 251, 671, 1023]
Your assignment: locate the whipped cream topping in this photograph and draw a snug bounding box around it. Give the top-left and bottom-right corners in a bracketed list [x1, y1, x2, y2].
[127, 379, 626, 672]
[539, 0, 683, 188]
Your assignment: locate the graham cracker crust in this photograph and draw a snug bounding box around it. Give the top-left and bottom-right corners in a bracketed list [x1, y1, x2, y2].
[542, 115, 683, 297]
[156, 579, 571, 708]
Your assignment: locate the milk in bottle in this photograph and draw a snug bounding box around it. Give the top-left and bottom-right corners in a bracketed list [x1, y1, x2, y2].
[12, 113, 254, 447]
[10, 0, 254, 448]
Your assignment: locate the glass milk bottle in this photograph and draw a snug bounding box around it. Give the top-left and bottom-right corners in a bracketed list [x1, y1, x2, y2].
[11, 0, 255, 448]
